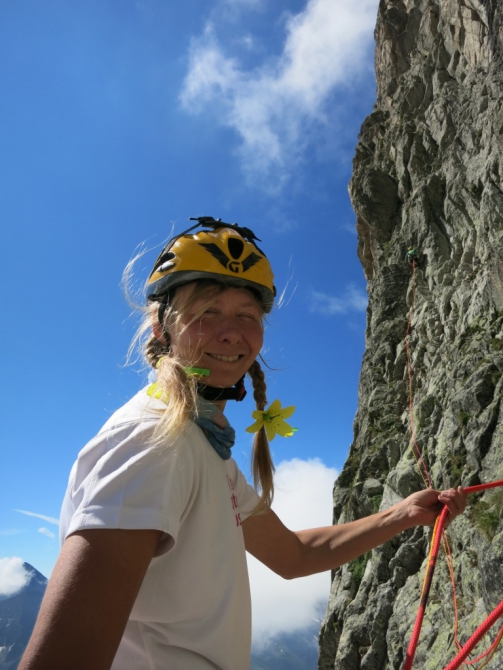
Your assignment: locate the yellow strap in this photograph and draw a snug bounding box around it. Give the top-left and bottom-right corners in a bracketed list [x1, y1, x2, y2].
[146, 382, 168, 403]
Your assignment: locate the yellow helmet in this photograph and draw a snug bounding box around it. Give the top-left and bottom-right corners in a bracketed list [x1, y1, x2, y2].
[146, 217, 276, 312]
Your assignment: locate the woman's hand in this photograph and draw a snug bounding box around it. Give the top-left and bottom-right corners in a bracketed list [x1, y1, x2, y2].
[400, 486, 467, 529]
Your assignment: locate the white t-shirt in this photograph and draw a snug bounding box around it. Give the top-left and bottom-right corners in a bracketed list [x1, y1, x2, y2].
[60, 388, 260, 670]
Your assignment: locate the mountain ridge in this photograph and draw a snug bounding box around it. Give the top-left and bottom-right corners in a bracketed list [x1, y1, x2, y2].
[0, 563, 47, 670]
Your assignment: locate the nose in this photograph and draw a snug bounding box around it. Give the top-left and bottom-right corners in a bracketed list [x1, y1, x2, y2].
[216, 317, 242, 345]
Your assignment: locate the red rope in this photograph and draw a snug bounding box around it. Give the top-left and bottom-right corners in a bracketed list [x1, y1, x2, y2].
[403, 507, 450, 670]
[460, 620, 503, 667]
[402, 481, 503, 669]
[405, 261, 432, 488]
[443, 600, 503, 670]
[465, 481, 503, 494]
[473, 621, 503, 668]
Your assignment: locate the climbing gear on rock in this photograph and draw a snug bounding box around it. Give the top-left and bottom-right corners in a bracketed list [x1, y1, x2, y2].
[405, 246, 419, 266]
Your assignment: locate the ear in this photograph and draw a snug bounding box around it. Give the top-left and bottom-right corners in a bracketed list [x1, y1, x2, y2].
[153, 322, 166, 344]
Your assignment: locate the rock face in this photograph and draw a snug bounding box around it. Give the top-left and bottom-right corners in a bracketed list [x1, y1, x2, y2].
[319, 1, 503, 668]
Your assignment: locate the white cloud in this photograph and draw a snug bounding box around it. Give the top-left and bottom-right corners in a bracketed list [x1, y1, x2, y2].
[14, 509, 60, 526]
[341, 221, 357, 236]
[0, 557, 31, 598]
[38, 527, 56, 539]
[309, 285, 367, 315]
[248, 457, 338, 647]
[180, 0, 378, 189]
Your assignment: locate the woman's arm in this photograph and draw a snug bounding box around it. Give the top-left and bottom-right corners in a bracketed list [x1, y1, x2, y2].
[18, 527, 162, 670]
[243, 487, 466, 579]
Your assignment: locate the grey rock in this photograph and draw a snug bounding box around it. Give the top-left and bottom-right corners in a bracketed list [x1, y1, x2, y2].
[319, 0, 503, 667]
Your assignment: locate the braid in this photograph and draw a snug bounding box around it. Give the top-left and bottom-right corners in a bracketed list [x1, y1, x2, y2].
[248, 360, 274, 510]
[145, 334, 169, 369]
[150, 354, 199, 442]
[146, 298, 199, 441]
[249, 360, 267, 410]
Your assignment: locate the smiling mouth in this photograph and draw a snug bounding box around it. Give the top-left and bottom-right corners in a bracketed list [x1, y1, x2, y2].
[207, 353, 243, 362]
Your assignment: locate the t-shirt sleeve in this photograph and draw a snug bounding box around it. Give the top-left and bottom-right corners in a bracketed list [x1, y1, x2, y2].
[62, 420, 196, 554]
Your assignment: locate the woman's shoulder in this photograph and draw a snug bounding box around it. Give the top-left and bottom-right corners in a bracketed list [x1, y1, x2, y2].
[98, 386, 166, 435]
[77, 388, 206, 469]
[67, 390, 199, 497]
[69, 388, 169, 473]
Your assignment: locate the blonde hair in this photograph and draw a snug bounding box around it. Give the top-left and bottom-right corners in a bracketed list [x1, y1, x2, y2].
[128, 277, 275, 509]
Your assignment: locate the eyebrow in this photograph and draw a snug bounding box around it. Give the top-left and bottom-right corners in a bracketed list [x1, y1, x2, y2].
[238, 301, 261, 309]
[206, 295, 261, 309]
[188, 298, 262, 314]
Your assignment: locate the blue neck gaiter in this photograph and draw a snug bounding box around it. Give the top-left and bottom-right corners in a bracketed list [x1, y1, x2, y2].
[192, 395, 236, 461]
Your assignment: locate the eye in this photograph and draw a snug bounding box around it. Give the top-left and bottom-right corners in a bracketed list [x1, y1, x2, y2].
[201, 308, 218, 317]
[240, 311, 260, 321]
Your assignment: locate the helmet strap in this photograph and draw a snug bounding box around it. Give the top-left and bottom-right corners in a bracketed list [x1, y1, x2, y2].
[197, 376, 247, 402]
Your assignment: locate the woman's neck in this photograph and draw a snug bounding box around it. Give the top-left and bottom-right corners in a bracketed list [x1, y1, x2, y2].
[212, 399, 226, 411]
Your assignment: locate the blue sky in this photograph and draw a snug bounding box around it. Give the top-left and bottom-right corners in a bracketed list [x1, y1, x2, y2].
[0, 0, 379, 647]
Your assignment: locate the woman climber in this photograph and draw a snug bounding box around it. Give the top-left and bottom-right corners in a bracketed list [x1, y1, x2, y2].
[19, 217, 467, 670]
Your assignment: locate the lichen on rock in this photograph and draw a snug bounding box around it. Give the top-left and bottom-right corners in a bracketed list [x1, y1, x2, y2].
[319, 1, 503, 668]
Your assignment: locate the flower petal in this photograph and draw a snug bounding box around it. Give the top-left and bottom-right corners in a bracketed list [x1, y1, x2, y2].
[275, 420, 294, 437]
[265, 422, 276, 441]
[279, 405, 296, 419]
[245, 420, 263, 434]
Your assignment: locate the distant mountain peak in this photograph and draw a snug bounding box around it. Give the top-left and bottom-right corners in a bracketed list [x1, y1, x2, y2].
[0, 562, 47, 669]
[20, 563, 48, 594]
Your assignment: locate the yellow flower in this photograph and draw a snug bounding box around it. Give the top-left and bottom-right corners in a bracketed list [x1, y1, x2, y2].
[245, 399, 296, 441]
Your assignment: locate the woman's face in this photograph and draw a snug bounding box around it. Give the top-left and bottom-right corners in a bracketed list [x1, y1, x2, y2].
[170, 286, 264, 389]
